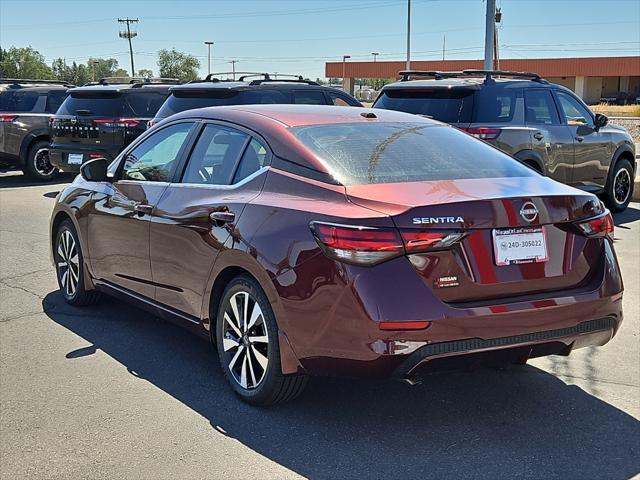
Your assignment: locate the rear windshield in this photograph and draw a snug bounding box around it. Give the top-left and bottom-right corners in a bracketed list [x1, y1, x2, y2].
[0, 90, 40, 112]
[374, 89, 474, 123]
[155, 88, 289, 118]
[56, 91, 166, 117]
[290, 122, 534, 185]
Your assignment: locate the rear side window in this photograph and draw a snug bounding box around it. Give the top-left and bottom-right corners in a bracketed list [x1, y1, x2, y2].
[326, 90, 359, 106]
[181, 124, 248, 185]
[233, 138, 268, 183]
[474, 90, 515, 123]
[57, 92, 123, 116]
[241, 90, 288, 104]
[122, 92, 167, 117]
[292, 90, 326, 105]
[156, 89, 240, 118]
[374, 89, 473, 123]
[46, 90, 67, 113]
[525, 90, 559, 125]
[290, 122, 535, 185]
[0, 90, 39, 112]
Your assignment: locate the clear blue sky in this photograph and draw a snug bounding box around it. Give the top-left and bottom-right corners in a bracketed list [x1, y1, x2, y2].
[1, 0, 638, 79]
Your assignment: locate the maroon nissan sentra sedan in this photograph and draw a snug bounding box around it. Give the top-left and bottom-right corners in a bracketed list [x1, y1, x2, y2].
[49, 105, 623, 405]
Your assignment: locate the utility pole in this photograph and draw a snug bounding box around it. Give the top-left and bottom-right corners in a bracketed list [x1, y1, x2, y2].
[228, 60, 238, 80]
[118, 18, 138, 77]
[442, 35, 446, 61]
[483, 0, 495, 70]
[406, 0, 411, 70]
[204, 41, 214, 76]
[494, 8, 502, 70]
[371, 52, 379, 63]
[91, 60, 99, 82]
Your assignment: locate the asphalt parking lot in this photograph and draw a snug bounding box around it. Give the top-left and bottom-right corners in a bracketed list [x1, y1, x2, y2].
[0, 171, 639, 479]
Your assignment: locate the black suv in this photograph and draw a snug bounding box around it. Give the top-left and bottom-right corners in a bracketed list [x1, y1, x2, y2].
[149, 73, 362, 126]
[373, 70, 636, 211]
[49, 78, 178, 172]
[0, 78, 71, 181]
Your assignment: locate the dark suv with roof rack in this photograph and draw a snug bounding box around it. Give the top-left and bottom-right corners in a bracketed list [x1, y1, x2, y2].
[373, 69, 636, 212]
[0, 78, 71, 181]
[49, 77, 178, 173]
[148, 72, 362, 127]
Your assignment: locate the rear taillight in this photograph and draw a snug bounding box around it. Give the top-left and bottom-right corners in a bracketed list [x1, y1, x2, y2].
[379, 321, 431, 331]
[94, 118, 141, 128]
[310, 223, 404, 266]
[576, 211, 614, 238]
[464, 127, 501, 140]
[0, 114, 17, 123]
[310, 222, 465, 266]
[147, 120, 157, 128]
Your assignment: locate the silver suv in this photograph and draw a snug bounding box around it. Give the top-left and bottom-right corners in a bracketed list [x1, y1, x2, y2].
[373, 70, 636, 211]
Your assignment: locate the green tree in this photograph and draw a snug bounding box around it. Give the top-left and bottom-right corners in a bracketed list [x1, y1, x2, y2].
[157, 49, 200, 82]
[88, 57, 120, 81]
[113, 68, 130, 78]
[0, 46, 53, 79]
[137, 69, 154, 79]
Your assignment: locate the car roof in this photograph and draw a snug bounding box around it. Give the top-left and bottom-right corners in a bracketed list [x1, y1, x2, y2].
[382, 77, 548, 90]
[173, 104, 438, 127]
[68, 84, 173, 94]
[170, 81, 334, 92]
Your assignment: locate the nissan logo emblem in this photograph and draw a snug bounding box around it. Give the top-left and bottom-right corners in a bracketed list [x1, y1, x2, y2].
[520, 201, 539, 223]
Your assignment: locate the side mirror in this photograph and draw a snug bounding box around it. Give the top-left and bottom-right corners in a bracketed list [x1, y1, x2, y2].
[595, 113, 608, 130]
[80, 158, 109, 182]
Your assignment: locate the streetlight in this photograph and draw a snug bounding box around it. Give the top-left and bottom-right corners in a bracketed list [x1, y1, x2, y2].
[204, 41, 214, 76]
[371, 52, 379, 63]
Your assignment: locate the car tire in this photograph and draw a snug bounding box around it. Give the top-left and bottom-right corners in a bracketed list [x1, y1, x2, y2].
[604, 159, 634, 212]
[54, 220, 101, 306]
[216, 274, 308, 406]
[23, 140, 59, 182]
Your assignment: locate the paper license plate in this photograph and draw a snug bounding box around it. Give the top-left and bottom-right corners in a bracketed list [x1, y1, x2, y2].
[492, 227, 548, 266]
[67, 153, 84, 165]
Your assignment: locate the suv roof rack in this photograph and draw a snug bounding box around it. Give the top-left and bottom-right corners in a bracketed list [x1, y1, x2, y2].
[399, 69, 547, 84]
[200, 72, 266, 82]
[96, 77, 181, 86]
[248, 75, 318, 86]
[0, 78, 73, 87]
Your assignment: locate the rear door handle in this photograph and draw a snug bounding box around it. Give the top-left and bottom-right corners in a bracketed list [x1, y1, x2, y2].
[533, 132, 544, 141]
[209, 211, 236, 224]
[134, 204, 154, 216]
[575, 136, 584, 142]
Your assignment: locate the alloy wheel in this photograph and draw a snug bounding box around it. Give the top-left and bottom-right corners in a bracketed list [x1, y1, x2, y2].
[34, 148, 56, 177]
[57, 230, 80, 297]
[613, 167, 631, 205]
[221, 291, 270, 390]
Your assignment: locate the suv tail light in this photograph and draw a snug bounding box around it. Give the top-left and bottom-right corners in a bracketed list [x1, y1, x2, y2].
[0, 114, 18, 123]
[94, 118, 141, 128]
[463, 127, 502, 140]
[576, 211, 614, 238]
[147, 120, 157, 128]
[310, 222, 465, 266]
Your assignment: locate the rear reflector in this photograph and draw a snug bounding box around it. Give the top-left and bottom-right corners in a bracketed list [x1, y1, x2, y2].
[576, 211, 614, 238]
[0, 114, 17, 123]
[464, 127, 501, 140]
[310, 222, 465, 266]
[379, 321, 431, 330]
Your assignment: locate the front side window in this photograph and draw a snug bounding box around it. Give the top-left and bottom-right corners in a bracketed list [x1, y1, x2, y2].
[327, 90, 359, 107]
[292, 90, 326, 105]
[525, 90, 559, 125]
[290, 122, 535, 185]
[556, 91, 593, 126]
[181, 124, 248, 185]
[121, 122, 193, 182]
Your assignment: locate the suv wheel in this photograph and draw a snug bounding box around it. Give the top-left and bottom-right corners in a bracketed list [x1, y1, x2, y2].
[216, 275, 308, 405]
[604, 159, 634, 212]
[24, 140, 59, 182]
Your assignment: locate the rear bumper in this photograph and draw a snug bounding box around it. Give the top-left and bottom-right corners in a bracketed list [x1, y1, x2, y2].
[49, 145, 119, 172]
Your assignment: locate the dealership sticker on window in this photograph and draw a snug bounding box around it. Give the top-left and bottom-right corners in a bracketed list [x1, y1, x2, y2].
[492, 226, 548, 266]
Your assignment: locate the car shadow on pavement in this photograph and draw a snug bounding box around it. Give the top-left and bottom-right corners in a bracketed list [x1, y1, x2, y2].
[613, 205, 640, 229]
[0, 171, 74, 189]
[42, 291, 640, 480]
